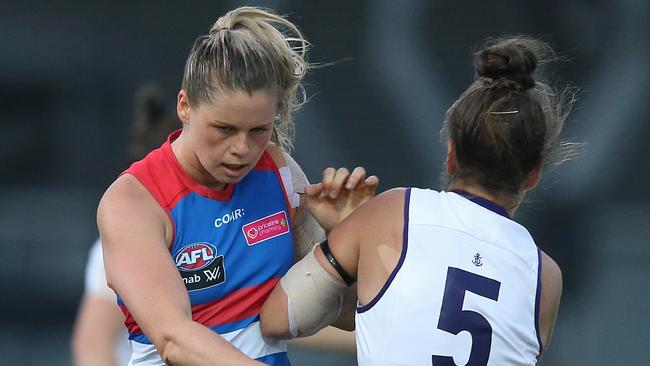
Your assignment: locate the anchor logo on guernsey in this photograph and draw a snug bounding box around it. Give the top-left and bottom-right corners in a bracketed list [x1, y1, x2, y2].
[174, 242, 226, 291]
[472, 253, 483, 267]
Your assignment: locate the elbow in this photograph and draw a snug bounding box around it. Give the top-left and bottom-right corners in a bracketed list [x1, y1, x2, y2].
[259, 308, 272, 336]
[259, 315, 274, 338]
[260, 306, 292, 339]
[157, 333, 182, 365]
[159, 344, 177, 365]
[153, 324, 185, 365]
[260, 284, 293, 339]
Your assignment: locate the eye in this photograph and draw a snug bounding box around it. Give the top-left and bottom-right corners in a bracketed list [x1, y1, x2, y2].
[251, 126, 270, 134]
[215, 125, 234, 133]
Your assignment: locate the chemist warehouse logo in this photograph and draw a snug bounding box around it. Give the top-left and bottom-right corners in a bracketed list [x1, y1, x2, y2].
[242, 211, 290, 246]
[174, 242, 225, 291]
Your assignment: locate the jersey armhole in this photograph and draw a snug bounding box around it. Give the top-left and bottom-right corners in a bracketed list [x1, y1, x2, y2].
[357, 187, 411, 313]
[534, 246, 543, 354]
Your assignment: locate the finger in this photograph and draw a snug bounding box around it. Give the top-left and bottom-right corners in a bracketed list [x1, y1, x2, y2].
[320, 167, 336, 194]
[362, 175, 380, 196]
[352, 176, 379, 198]
[329, 167, 351, 199]
[345, 166, 367, 190]
[364, 175, 379, 189]
[354, 176, 379, 196]
[304, 182, 324, 198]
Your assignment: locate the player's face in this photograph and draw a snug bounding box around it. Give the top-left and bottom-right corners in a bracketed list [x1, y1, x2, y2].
[178, 89, 277, 189]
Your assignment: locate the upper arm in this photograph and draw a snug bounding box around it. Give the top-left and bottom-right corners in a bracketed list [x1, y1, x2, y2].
[268, 145, 325, 260]
[97, 175, 191, 347]
[315, 188, 406, 287]
[260, 189, 404, 338]
[538, 250, 563, 357]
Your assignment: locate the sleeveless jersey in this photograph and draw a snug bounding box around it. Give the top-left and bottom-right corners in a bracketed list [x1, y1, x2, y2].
[355, 188, 542, 366]
[119, 130, 294, 365]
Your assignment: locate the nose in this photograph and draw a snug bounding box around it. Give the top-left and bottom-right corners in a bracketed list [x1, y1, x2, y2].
[231, 132, 250, 156]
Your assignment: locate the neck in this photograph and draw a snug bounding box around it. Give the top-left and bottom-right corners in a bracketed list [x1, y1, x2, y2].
[171, 131, 227, 190]
[447, 180, 523, 217]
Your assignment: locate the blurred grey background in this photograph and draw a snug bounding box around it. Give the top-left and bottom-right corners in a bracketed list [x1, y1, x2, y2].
[1, 0, 649, 365]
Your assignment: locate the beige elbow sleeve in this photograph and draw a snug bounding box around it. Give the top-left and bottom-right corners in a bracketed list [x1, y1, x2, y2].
[280, 247, 347, 337]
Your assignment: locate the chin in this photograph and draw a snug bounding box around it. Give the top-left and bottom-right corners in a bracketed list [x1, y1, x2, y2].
[218, 171, 249, 184]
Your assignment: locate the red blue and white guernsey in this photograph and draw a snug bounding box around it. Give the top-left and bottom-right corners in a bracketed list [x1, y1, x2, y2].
[118, 131, 294, 366]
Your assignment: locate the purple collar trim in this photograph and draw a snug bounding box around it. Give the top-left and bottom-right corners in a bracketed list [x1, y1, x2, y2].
[450, 190, 511, 219]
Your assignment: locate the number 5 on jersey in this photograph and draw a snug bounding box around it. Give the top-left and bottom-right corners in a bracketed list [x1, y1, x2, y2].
[432, 267, 501, 366]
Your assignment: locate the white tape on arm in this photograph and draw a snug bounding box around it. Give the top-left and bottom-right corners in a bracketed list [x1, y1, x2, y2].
[282, 152, 326, 260]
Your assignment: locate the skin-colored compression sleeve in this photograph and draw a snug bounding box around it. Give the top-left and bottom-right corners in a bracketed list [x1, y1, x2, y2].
[280, 246, 347, 337]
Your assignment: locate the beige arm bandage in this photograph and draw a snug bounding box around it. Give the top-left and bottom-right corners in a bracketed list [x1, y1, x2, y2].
[280, 246, 348, 337]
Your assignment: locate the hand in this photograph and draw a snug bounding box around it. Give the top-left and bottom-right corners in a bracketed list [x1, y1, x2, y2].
[303, 167, 379, 232]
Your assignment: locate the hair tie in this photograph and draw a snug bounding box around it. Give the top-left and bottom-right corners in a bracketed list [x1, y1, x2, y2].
[210, 27, 231, 35]
[487, 110, 519, 115]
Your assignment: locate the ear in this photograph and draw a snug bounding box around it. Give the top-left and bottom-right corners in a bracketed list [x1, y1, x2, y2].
[177, 90, 191, 124]
[446, 140, 458, 177]
[524, 159, 543, 190]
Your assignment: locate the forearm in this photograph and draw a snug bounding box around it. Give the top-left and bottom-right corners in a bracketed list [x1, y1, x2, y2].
[158, 319, 264, 366]
[72, 338, 118, 366]
[71, 296, 123, 366]
[292, 207, 326, 260]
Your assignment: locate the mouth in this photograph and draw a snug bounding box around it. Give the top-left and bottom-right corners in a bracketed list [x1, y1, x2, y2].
[222, 163, 248, 176]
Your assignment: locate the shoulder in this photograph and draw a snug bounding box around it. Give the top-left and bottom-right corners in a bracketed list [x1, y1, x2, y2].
[265, 144, 305, 209]
[331, 188, 407, 241]
[350, 187, 406, 219]
[265, 143, 288, 168]
[99, 174, 150, 211]
[97, 174, 167, 231]
[265, 143, 306, 180]
[540, 250, 562, 293]
[360, 188, 407, 215]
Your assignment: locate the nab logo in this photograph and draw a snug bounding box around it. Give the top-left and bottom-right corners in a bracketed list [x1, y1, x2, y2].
[174, 242, 226, 291]
[175, 243, 217, 272]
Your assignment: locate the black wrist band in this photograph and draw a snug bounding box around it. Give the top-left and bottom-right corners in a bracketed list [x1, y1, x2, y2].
[320, 240, 356, 287]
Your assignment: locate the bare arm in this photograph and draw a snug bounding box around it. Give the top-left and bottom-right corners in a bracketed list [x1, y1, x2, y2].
[260, 189, 404, 338]
[259, 222, 362, 339]
[267, 146, 326, 260]
[98, 174, 263, 366]
[269, 147, 367, 332]
[260, 187, 368, 338]
[537, 250, 563, 361]
[71, 295, 124, 366]
[71, 241, 125, 366]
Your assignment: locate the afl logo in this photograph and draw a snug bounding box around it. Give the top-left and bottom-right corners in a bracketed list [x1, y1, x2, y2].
[175, 243, 217, 272]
